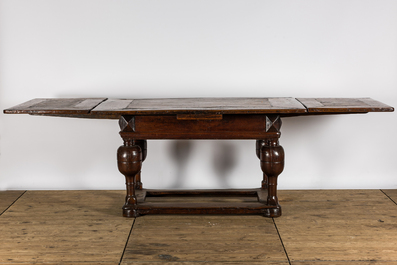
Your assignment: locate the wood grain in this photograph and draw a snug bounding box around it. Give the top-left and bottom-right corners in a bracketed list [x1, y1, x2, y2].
[291, 260, 397, 265]
[275, 190, 397, 262]
[92, 97, 307, 116]
[126, 114, 280, 139]
[120, 261, 286, 265]
[297, 98, 394, 113]
[0, 190, 133, 263]
[0, 190, 25, 215]
[3, 98, 107, 115]
[382, 189, 397, 204]
[2, 190, 397, 263]
[4, 97, 393, 119]
[122, 215, 288, 263]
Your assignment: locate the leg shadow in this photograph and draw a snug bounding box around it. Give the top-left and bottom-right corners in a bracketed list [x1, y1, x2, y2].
[169, 140, 193, 189]
[212, 142, 237, 188]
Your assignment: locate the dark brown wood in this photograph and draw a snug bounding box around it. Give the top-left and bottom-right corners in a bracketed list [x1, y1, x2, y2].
[2, 97, 394, 218]
[4, 97, 393, 118]
[260, 138, 284, 217]
[120, 114, 281, 140]
[176, 114, 223, 120]
[125, 189, 277, 216]
[297, 98, 394, 113]
[3, 98, 107, 115]
[117, 140, 142, 218]
[118, 112, 284, 217]
[91, 97, 307, 116]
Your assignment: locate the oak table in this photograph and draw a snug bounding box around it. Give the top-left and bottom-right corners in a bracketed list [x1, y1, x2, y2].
[4, 98, 394, 218]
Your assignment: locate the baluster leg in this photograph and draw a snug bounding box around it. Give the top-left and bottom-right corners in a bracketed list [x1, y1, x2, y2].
[117, 139, 142, 217]
[260, 138, 284, 217]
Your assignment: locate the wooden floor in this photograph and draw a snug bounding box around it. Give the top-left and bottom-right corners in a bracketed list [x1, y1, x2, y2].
[0, 190, 396, 264]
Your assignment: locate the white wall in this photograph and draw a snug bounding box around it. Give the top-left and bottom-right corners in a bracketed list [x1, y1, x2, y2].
[1, 0, 396, 191]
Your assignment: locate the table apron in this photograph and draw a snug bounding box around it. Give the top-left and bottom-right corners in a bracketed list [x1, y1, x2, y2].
[119, 114, 282, 140]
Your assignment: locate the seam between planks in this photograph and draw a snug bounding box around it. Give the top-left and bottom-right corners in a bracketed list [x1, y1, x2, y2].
[272, 217, 291, 265]
[0, 190, 27, 216]
[380, 189, 397, 206]
[119, 218, 136, 265]
[87, 98, 109, 114]
[294, 98, 310, 113]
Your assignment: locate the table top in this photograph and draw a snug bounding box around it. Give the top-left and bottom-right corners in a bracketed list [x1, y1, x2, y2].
[4, 97, 394, 119]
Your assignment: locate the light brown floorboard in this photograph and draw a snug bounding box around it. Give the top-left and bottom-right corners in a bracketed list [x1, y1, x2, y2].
[276, 189, 397, 263]
[0, 191, 25, 214]
[382, 189, 397, 204]
[121, 215, 288, 263]
[0, 190, 133, 264]
[121, 261, 289, 265]
[0, 262, 119, 265]
[291, 261, 397, 265]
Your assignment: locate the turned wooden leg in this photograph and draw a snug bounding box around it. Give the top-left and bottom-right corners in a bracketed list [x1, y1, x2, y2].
[117, 139, 142, 217]
[256, 140, 268, 189]
[134, 140, 147, 190]
[260, 138, 284, 217]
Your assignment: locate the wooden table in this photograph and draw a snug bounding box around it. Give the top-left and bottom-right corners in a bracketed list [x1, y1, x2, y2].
[4, 97, 394, 218]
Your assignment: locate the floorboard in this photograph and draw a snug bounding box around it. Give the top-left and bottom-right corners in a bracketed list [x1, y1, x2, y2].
[0, 190, 25, 215]
[276, 190, 397, 263]
[1, 190, 397, 264]
[382, 189, 397, 205]
[121, 215, 288, 263]
[0, 190, 133, 264]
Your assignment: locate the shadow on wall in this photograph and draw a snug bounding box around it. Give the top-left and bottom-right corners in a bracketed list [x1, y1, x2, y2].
[168, 140, 237, 189]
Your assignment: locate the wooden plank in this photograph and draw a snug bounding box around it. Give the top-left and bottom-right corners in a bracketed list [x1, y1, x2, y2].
[291, 260, 397, 265]
[275, 190, 397, 262]
[0, 190, 25, 215]
[0, 190, 133, 263]
[122, 215, 288, 263]
[91, 98, 134, 111]
[133, 189, 272, 215]
[5, 97, 394, 118]
[120, 261, 288, 265]
[91, 97, 307, 116]
[176, 114, 223, 120]
[3, 98, 107, 115]
[278, 189, 385, 202]
[297, 98, 394, 113]
[382, 189, 397, 204]
[1, 261, 118, 265]
[122, 114, 282, 139]
[2, 98, 46, 112]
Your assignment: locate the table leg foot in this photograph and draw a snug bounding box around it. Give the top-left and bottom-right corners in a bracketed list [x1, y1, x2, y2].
[123, 207, 141, 218]
[263, 205, 282, 218]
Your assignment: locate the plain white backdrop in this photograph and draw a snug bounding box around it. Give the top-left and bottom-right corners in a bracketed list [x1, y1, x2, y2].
[0, 0, 396, 191]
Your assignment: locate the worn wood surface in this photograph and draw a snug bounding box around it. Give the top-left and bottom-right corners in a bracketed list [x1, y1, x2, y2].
[4, 97, 393, 119]
[276, 189, 397, 262]
[1, 190, 397, 263]
[297, 98, 394, 113]
[92, 97, 307, 116]
[126, 114, 280, 139]
[0, 190, 133, 263]
[121, 261, 289, 265]
[3, 98, 107, 115]
[122, 215, 287, 263]
[383, 189, 397, 204]
[0, 190, 25, 215]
